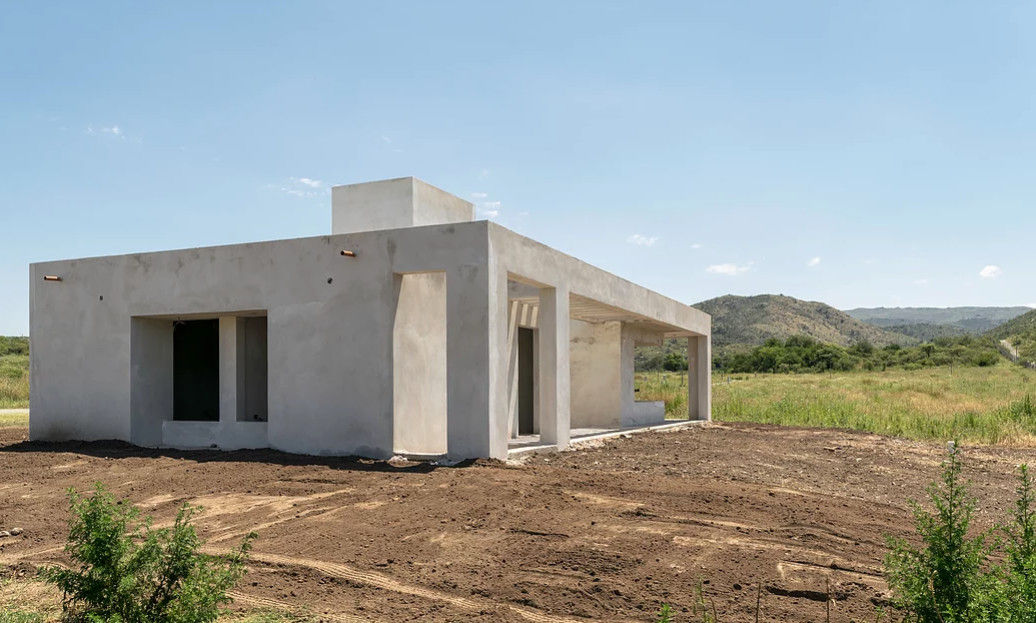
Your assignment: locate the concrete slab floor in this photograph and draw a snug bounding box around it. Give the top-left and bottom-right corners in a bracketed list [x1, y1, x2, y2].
[507, 419, 706, 455]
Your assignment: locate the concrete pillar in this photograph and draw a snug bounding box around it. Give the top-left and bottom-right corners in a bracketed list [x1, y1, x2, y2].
[506, 300, 521, 438]
[446, 263, 509, 460]
[538, 285, 570, 448]
[688, 335, 711, 421]
[218, 316, 245, 423]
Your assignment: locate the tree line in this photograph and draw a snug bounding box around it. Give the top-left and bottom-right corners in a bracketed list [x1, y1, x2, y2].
[638, 335, 1002, 373]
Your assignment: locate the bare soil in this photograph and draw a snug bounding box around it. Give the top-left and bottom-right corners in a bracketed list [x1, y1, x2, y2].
[0, 422, 1027, 622]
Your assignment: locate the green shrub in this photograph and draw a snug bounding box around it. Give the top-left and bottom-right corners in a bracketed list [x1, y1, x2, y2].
[1002, 465, 1036, 621]
[662, 351, 687, 371]
[884, 442, 997, 622]
[885, 446, 1036, 622]
[41, 484, 256, 623]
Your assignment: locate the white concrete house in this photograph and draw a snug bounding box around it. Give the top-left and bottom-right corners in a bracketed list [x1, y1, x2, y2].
[29, 178, 711, 460]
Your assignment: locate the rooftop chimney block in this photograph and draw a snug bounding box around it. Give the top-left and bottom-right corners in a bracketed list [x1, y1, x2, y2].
[331, 177, 475, 235]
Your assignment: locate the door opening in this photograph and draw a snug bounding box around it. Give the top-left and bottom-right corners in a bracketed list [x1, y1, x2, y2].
[518, 327, 535, 435]
[173, 319, 219, 421]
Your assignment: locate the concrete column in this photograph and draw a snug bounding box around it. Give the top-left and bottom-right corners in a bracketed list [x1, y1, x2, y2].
[218, 316, 245, 423]
[688, 335, 712, 421]
[446, 263, 509, 460]
[538, 285, 570, 448]
[506, 300, 521, 438]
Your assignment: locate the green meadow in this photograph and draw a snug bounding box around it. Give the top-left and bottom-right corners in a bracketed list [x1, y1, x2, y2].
[638, 363, 1036, 444]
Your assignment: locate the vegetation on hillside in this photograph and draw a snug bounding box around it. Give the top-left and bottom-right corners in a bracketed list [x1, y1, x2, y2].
[0, 336, 28, 409]
[847, 305, 1030, 333]
[715, 335, 1001, 373]
[696, 294, 915, 351]
[885, 322, 969, 341]
[988, 309, 1036, 365]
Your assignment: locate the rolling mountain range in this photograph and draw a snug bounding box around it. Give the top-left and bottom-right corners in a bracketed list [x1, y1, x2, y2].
[695, 294, 914, 351]
[845, 306, 1030, 333]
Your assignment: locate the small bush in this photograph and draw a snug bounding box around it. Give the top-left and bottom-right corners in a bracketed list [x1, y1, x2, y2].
[885, 445, 1036, 622]
[41, 484, 255, 623]
[884, 442, 997, 621]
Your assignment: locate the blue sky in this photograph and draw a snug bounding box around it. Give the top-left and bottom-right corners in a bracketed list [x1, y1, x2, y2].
[2, 2, 1035, 335]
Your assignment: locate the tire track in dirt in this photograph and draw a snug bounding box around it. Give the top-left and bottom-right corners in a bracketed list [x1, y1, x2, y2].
[226, 590, 368, 623]
[232, 550, 590, 623]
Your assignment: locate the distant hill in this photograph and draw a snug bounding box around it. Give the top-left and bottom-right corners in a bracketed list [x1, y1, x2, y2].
[696, 294, 915, 351]
[884, 323, 969, 341]
[846, 306, 1030, 333]
[986, 309, 1036, 365]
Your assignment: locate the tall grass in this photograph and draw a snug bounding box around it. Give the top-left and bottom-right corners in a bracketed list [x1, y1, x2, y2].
[0, 353, 29, 409]
[637, 364, 1036, 444]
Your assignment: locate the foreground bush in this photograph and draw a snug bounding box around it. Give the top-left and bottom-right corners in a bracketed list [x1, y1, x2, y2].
[42, 484, 256, 623]
[885, 444, 1036, 622]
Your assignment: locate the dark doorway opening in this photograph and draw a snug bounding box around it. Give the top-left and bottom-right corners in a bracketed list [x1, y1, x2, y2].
[173, 319, 219, 421]
[518, 327, 535, 435]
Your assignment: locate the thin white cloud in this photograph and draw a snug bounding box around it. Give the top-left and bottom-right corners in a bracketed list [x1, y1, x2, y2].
[477, 201, 501, 218]
[478, 168, 490, 179]
[86, 124, 125, 138]
[807, 256, 821, 267]
[690, 243, 702, 250]
[979, 265, 1003, 279]
[1027, 303, 1036, 309]
[914, 278, 930, 286]
[470, 192, 488, 199]
[270, 176, 327, 198]
[626, 234, 659, 247]
[706, 262, 753, 276]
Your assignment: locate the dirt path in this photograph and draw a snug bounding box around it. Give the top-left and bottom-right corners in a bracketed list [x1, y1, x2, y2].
[1001, 339, 1021, 361]
[0, 424, 1028, 622]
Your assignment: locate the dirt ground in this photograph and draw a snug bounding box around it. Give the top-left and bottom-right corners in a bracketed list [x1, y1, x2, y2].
[0, 422, 1029, 622]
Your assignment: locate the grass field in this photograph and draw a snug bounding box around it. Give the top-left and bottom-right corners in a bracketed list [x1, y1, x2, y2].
[0, 353, 29, 409]
[638, 363, 1036, 444]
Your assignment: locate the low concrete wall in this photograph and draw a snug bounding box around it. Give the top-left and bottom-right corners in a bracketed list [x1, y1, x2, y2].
[622, 401, 665, 427]
[162, 421, 268, 450]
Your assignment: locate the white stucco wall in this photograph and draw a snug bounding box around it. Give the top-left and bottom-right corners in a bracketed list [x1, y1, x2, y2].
[569, 319, 622, 428]
[31, 222, 491, 458]
[392, 271, 447, 455]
